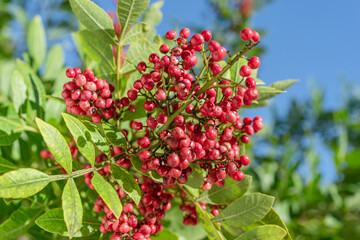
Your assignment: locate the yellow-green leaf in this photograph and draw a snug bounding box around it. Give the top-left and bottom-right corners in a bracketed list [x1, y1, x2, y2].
[62, 113, 95, 166]
[36, 118, 72, 174]
[0, 168, 51, 198]
[234, 225, 286, 240]
[62, 179, 83, 238]
[91, 172, 122, 219]
[110, 164, 141, 205]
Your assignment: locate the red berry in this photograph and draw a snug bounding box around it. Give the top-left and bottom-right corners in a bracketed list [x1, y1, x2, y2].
[245, 77, 256, 88]
[95, 98, 106, 108]
[123, 203, 133, 213]
[252, 31, 260, 42]
[233, 171, 245, 181]
[212, 47, 227, 61]
[119, 223, 129, 233]
[73, 68, 82, 76]
[240, 155, 250, 166]
[211, 209, 220, 216]
[75, 74, 87, 86]
[66, 68, 75, 78]
[127, 89, 138, 100]
[190, 33, 204, 46]
[201, 30, 212, 42]
[165, 30, 176, 40]
[100, 88, 111, 98]
[174, 115, 185, 125]
[248, 56, 261, 69]
[240, 27, 253, 41]
[208, 40, 221, 52]
[137, 62, 147, 73]
[139, 151, 151, 161]
[180, 28, 190, 38]
[239, 65, 252, 77]
[160, 44, 170, 53]
[167, 153, 180, 167]
[92, 113, 102, 123]
[155, 90, 166, 101]
[241, 135, 250, 144]
[146, 117, 158, 129]
[156, 113, 167, 124]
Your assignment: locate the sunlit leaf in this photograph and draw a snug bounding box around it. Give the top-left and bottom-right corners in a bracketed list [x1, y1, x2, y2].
[91, 172, 122, 219]
[110, 164, 141, 205]
[36, 118, 72, 174]
[62, 179, 83, 238]
[0, 168, 51, 198]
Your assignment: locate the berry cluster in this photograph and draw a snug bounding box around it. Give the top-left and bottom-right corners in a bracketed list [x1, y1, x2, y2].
[91, 174, 173, 240]
[124, 27, 262, 190]
[62, 68, 115, 123]
[46, 26, 265, 237]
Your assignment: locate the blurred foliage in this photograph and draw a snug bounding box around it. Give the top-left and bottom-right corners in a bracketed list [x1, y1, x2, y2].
[247, 87, 360, 239]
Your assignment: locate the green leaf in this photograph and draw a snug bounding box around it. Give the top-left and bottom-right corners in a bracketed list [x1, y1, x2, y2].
[197, 175, 252, 204]
[185, 163, 204, 188]
[62, 179, 83, 238]
[78, 30, 114, 73]
[0, 116, 24, 146]
[152, 227, 178, 240]
[36, 118, 72, 174]
[196, 204, 226, 240]
[110, 164, 141, 205]
[130, 155, 162, 182]
[213, 193, 274, 227]
[82, 120, 111, 158]
[11, 70, 27, 112]
[121, 38, 157, 73]
[141, 1, 163, 26]
[0, 157, 17, 173]
[122, 22, 151, 45]
[16, 59, 46, 109]
[35, 208, 99, 237]
[27, 15, 46, 69]
[234, 225, 286, 240]
[91, 171, 122, 219]
[259, 208, 292, 240]
[102, 122, 128, 149]
[43, 95, 65, 104]
[0, 168, 51, 198]
[117, 0, 150, 39]
[0, 208, 39, 240]
[43, 45, 64, 80]
[69, 0, 116, 45]
[62, 113, 95, 166]
[269, 80, 298, 91]
[242, 100, 269, 109]
[256, 86, 285, 101]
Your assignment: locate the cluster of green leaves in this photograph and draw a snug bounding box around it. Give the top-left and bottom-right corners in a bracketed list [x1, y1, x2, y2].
[0, 112, 133, 239]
